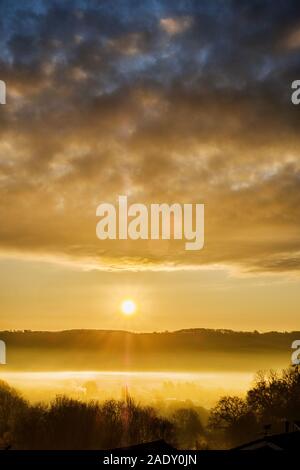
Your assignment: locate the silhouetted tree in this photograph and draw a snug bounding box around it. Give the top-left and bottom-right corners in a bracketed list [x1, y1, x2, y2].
[0, 382, 175, 450]
[0, 380, 28, 449]
[208, 396, 257, 447]
[172, 408, 204, 449]
[247, 366, 300, 432]
[208, 367, 300, 447]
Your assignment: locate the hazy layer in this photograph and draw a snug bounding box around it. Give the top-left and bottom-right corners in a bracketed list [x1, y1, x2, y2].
[0, 370, 253, 408]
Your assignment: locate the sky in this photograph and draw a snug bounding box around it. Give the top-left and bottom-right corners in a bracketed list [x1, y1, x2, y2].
[0, 0, 300, 331]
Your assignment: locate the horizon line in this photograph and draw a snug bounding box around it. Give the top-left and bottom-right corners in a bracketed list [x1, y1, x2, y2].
[1, 327, 299, 335]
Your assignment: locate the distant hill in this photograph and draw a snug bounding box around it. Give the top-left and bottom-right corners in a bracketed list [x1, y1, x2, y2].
[0, 329, 298, 372]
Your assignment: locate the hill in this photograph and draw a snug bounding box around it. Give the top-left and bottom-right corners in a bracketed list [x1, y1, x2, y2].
[0, 328, 298, 372]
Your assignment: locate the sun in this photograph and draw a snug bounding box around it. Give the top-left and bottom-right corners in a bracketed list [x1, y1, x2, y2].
[121, 299, 137, 316]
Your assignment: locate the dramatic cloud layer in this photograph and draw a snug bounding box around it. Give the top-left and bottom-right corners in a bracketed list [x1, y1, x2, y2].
[0, 0, 300, 272]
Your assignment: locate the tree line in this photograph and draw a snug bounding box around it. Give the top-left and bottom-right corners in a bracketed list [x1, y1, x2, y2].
[0, 366, 299, 449]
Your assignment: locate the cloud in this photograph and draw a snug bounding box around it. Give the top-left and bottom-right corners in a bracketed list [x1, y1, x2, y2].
[160, 16, 193, 35]
[283, 25, 300, 49]
[0, 0, 300, 274]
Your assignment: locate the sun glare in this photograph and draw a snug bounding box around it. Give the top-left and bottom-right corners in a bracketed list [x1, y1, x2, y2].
[121, 299, 136, 316]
